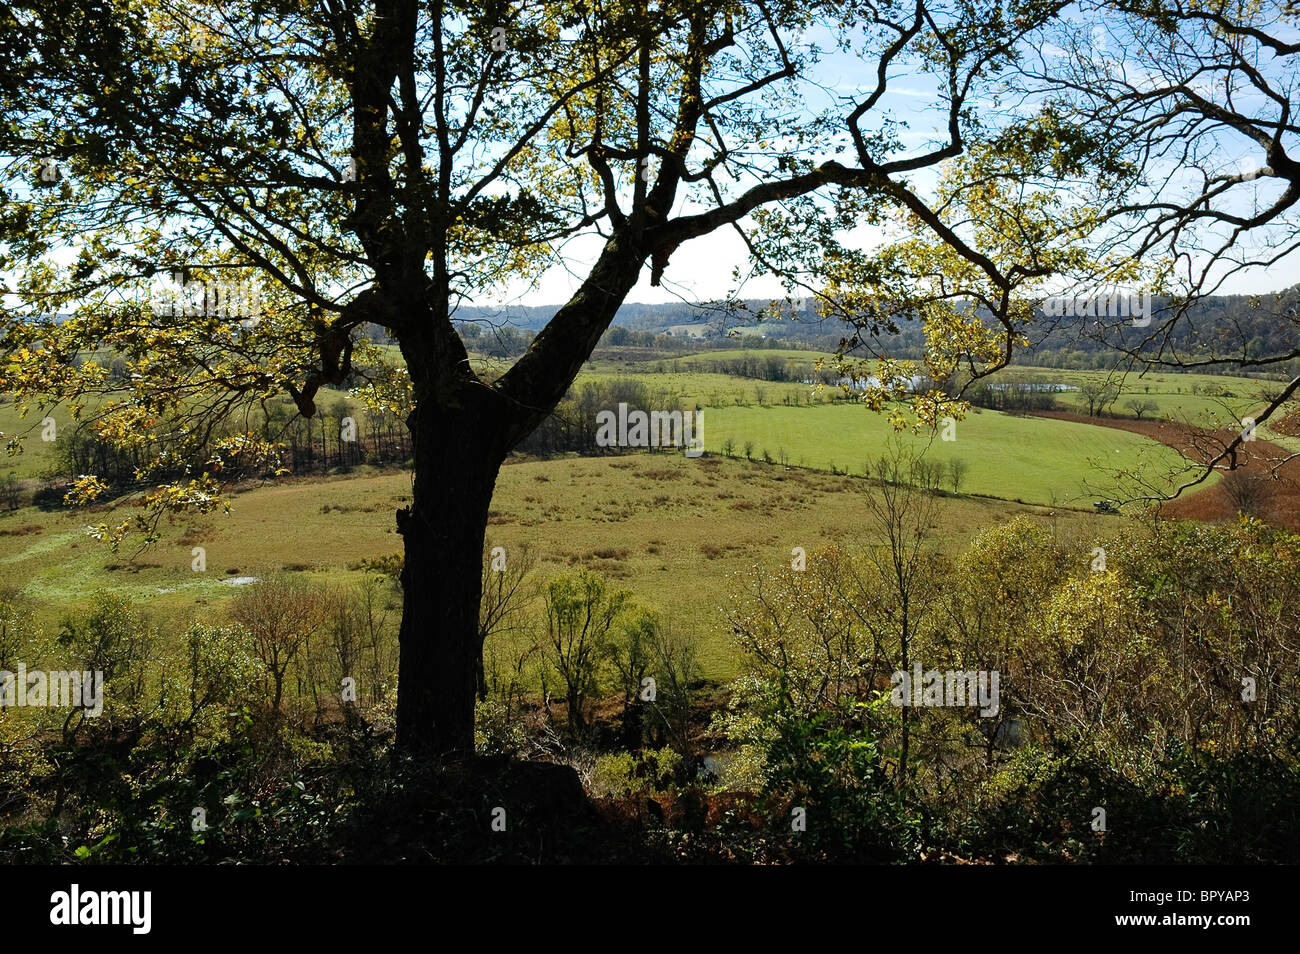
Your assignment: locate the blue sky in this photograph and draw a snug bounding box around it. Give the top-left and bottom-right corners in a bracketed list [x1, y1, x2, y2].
[504, 13, 1300, 310]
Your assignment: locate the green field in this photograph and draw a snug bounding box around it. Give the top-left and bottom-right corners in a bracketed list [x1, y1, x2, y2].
[0, 397, 69, 480]
[0, 355, 1272, 684]
[655, 347, 839, 368]
[585, 352, 1289, 431]
[1000, 366, 1281, 422]
[6, 356, 1266, 520]
[700, 402, 1206, 507]
[577, 369, 816, 407]
[0, 453, 1110, 679]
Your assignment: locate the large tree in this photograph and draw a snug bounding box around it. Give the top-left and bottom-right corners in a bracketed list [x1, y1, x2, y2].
[0, 0, 1077, 753]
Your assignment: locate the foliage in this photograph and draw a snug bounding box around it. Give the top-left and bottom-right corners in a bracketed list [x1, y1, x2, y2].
[589, 746, 682, 798]
[541, 569, 630, 734]
[761, 701, 924, 862]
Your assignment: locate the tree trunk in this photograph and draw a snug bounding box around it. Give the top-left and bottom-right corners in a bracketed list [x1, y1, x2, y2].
[899, 598, 910, 785]
[391, 232, 644, 754]
[394, 402, 505, 754]
[622, 697, 644, 751]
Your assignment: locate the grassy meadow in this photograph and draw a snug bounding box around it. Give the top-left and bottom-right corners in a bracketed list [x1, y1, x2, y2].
[0, 452, 1110, 679]
[2, 356, 1284, 678]
[1005, 366, 1282, 422]
[0, 397, 68, 480]
[701, 402, 1203, 506]
[3, 348, 1298, 869]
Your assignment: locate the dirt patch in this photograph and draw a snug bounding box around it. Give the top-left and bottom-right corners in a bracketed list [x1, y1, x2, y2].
[1271, 407, 1300, 440]
[1029, 410, 1300, 529]
[0, 525, 43, 537]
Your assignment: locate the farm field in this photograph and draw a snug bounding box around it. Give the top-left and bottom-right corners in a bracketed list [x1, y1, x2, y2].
[0, 355, 1277, 688]
[6, 359, 1272, 532]
[700, 402, 1208, 506]
[579, 355, 1288, 427]
[0, 452, 1110, 679]
[653, 347, 839, 369]
[0, 397, 72, 480]
[5, 360, 1257, 533]
[7, 353, 1266, 486]
[1005, 366, 1281, 422]
[569, 362, 1291, 429]
[577, 369, 814, 407]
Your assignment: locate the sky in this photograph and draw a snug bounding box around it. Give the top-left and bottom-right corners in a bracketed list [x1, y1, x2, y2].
[7, 7, 1298, 319]
[498, 12, 1300, 312]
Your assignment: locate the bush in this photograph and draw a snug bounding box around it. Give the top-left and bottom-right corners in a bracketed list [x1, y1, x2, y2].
[542, 569, 629, 735]
[962, 732, 1300, 864]
[760, 702, 924, 862]
[589, 746, 682, 797]
[0, 474, 20, 511]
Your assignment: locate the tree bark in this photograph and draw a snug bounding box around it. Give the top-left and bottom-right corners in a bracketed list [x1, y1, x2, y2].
[394, 397, 506, 754]
[393, 231, 644, 754]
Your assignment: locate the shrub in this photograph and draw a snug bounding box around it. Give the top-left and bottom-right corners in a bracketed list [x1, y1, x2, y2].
[757, 700, 924, 862]
[589, 746, 682, 797]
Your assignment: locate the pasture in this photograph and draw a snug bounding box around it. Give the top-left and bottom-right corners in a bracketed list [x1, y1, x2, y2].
[700, 403, 1208, 507]
[0, 452, 1109, 679]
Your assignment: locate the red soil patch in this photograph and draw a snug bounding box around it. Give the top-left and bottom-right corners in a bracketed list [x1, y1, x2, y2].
[1029, 410, 1300, 530]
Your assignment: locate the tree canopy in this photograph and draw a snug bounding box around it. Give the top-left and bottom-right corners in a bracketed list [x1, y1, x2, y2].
[3, 0, 1297, 751]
